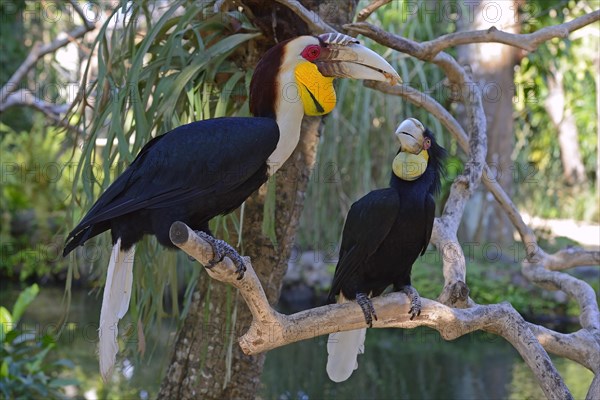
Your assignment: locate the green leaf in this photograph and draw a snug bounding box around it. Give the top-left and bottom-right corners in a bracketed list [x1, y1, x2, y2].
[215, 71, 244, 118]
[0, 360, 8, 378]
[11, 284, 39, 324]
[156, 32, 260, 117]
[0, 306, 13, 342]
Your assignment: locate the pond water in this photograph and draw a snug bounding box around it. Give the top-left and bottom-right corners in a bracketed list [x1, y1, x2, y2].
[1, 284, 594, 399]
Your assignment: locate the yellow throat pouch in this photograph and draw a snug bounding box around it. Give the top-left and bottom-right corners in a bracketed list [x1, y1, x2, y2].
[392, 150, 429, 181]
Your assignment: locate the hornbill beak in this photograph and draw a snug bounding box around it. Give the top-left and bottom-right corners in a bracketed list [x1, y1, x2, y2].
[395, 118, 427, 154]
[315, 33, 401, 86]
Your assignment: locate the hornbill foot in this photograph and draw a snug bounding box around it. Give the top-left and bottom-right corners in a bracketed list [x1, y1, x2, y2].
[194, 231, 246, 280]
[400, 285, 422, 320]
[356, 292, 378, 328]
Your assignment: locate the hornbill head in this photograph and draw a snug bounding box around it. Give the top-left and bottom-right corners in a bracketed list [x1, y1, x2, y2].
[394, 118, 430, 155]
[250, 33, 400, 118]
[392, 118, 434, 181]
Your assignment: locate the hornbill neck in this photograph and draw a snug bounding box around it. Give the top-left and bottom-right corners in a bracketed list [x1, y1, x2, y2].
[250, 39, 312, 175]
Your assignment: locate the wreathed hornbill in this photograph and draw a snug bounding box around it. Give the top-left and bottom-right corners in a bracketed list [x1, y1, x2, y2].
[62, 33, 399, 380]
[326, 118, 446, 383]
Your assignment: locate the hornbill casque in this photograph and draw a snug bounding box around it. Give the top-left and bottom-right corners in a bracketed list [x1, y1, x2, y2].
[62, 33, 400, 381]
[326, 118, 446, 383]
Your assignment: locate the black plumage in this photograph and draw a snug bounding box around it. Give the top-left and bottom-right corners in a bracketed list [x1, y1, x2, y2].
[63, 117, 278, 255]
[327, 128, 446, 322]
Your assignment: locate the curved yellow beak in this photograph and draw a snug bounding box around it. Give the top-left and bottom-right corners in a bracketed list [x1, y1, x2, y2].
[315, 33, 401, 86]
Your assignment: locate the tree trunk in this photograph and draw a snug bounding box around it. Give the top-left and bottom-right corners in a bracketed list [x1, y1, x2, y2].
[457, 0, 521, 246]
[158, 1, 358, 398]
[545, 67, 587, 185]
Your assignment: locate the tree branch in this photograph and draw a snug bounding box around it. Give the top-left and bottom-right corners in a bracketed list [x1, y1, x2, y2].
[345, 9, 600, 60]
[67, 0, 96, 30]
[544, 247, 600, 271]
[274, 0, 336, 33]
[526, 323, 600, 373]
[170, 221, 573, 400]
[0, 15, 95, 106]
[522, 262, 600, 333]
[356, 0, 391, 21]
[0, 89, 83, 135]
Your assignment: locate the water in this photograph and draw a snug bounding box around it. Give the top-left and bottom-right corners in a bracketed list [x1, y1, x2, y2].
[1, 284, 594, 399]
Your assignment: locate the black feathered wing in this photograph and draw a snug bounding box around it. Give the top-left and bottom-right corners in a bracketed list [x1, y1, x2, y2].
[64, 117, 279, 254]
[328, 188, 399, 301]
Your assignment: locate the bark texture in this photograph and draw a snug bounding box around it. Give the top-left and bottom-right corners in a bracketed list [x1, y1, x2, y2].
[158, 1, 358, 398]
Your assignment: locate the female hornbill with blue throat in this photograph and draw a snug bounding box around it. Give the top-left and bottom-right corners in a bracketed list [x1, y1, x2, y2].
[326, 118, 446, 383]
[62, 33, 400, 380]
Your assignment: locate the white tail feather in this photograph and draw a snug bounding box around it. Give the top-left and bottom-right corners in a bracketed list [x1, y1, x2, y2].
[99, 238, 135, 381]
[326, 295, 367, 382]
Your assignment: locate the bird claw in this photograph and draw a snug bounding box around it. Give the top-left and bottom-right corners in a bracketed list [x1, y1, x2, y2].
[356, 292, 378, 328]
[401, 285, 421, 320]
[194, 231, 246, 280]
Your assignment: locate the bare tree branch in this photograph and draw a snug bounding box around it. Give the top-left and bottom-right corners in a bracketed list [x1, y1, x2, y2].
[0, 10, 95, 106]
[527, 324, 600, 373]
[170, 221, 573, 400]
[522, 262, 600, 333]
[274, 0, 336, 33]
[356, 0, 391, 21]
[67, 0, 96, 30]
[345, 9, 600, 60]
[0, 89, 83, 135]
[544, 247, 600, 271]
[0, 89, 69, 115]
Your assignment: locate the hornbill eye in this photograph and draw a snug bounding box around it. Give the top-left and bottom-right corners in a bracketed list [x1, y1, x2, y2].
[424, 137, 432, 150]
[301, 45, 321, 61]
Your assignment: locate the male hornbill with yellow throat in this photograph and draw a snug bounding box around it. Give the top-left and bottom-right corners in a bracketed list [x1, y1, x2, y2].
[326, 118, 446, 383]
[62, 33, 400, 380]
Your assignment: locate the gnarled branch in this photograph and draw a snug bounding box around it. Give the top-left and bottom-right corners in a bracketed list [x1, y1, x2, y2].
[170, 221, 572, 400]
[345, 9, 600, 60]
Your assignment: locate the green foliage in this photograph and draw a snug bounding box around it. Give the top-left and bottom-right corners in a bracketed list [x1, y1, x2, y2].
[0, 284, 79, 399]
[514, 0, 599, 221]
[0, 121, 75, 280]
[508, 357, 594, 400]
